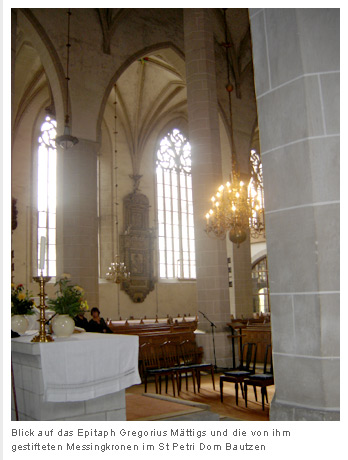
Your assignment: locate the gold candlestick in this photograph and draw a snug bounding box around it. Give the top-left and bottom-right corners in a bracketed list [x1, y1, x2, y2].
[31, 272, 54, 342]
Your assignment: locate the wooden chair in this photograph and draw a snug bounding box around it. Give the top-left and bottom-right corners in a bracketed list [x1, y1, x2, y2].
[139, 342, 177, 396]
[180, 340, 215, 392]
[160, 340, 196, 395]
[220, 342, 257, 404]
[244, 344, 274, 410]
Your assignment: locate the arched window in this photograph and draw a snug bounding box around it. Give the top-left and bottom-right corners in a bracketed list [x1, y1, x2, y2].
[251, 256, 270, 314]
[156, 128, 196, 279]
[37, 115, 57, 276]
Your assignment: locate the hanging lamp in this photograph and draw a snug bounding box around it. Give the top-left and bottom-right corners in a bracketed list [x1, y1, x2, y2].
[105, 84, 131, 284]
[205, 8, 265, 247]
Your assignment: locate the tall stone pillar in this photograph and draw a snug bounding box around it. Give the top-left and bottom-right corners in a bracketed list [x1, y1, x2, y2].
[11, 9, 17, 134]
[249, 8, 339, 420]
[56, 139, 99, 307]
[184, 9, 232, 367]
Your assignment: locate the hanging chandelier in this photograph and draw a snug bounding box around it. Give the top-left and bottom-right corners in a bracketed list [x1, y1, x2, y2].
[56, 9, 78, 150]
[205, 9, 265, 248]
[105, 84, 130, 284]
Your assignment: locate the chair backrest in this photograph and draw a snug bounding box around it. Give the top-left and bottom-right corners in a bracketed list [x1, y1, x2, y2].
[263, 344, 273, 374]
[160, 341, 180, 368]
[180, 339, 199, 365]
[240, 342, 257, 373]
[139, 342, 161, 371]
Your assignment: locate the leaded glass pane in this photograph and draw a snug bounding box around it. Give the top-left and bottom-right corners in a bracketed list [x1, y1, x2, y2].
[156, 128, 196, 279]
[37, 115, 57, 276]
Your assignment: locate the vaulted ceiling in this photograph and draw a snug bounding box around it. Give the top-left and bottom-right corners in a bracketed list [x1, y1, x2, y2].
[14, 8, 256, 160]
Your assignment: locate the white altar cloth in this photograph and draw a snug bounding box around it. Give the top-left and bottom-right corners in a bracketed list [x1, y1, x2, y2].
[12, 332, 141, 403]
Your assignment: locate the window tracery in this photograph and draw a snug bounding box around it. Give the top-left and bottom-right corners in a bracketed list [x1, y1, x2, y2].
[156, 129, 196, 279]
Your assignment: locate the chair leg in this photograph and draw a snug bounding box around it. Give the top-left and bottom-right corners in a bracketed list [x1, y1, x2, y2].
[176, 372, 180, 396]
[220, 379, 224, 402]
[192, 371, 196, 394]
[154, 376, 159, 394]
[211, 368, 215, 390]
[171, 373, 176, 397]
[240, 382, 244, 398]
[261, 387, 265, 410]
[196, 370, 201, 392]
[235, 382, 239, 406]
[178, 372, 182, 396]
[265, 387, 268, 403]
[144, 375, 148, 393]
[244, 383, 248, 407]
[253, 385, 257, 401]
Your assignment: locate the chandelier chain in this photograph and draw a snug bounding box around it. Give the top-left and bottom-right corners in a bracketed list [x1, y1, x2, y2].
[105, 84, 130, 284]
[204, 8, 265, 247]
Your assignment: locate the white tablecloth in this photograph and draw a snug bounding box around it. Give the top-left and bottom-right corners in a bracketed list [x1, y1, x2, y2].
[12, 332, 141, 402]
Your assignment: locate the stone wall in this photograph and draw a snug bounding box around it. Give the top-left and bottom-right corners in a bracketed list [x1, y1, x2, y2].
[249, 8, 340, 420]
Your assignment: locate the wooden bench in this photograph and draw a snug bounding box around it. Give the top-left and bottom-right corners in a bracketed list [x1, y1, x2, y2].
[108, 317, 198, 345]
[107, 316, 203, 372]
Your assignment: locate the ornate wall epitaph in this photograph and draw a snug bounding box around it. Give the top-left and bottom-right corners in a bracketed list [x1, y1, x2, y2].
[120, 187, 155, 302]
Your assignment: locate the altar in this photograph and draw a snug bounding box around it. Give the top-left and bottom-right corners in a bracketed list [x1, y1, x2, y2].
[11, 332, 141, 421]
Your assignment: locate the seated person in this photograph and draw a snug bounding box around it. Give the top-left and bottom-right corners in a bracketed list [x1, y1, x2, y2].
[88, 307, 112, 333]
[74, 311, 89, 331]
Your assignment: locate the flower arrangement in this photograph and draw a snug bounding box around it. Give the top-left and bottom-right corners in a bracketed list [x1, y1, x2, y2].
[11, 284, 35, 316]
[47, 274, 89, 318]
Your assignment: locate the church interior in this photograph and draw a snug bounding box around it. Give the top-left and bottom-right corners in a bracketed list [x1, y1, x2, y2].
[10, 8, 339, 421]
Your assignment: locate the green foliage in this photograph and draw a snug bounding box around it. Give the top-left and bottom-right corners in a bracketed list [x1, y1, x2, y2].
[11, 284, 35, 316]
[48, 276, 89, 318]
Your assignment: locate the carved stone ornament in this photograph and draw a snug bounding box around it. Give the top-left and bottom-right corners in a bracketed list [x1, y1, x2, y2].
[120, 190, 155, 302]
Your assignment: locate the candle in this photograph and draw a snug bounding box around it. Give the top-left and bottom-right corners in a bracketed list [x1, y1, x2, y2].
[39, 236, 46, 270]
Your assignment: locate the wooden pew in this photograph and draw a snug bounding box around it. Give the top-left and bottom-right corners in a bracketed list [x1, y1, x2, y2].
[108, 316, 198, 344]
[107, 317, 204, 374]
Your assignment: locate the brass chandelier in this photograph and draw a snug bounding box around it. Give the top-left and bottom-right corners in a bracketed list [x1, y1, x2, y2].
[105, 84, 130, 284]
[205, 9, 265, 248]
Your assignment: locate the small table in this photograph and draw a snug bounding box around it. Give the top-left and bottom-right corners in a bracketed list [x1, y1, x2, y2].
[11, 332, 141, 421]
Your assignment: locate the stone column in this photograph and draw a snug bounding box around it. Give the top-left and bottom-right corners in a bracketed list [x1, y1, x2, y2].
[249, 8, 339, 420]
[56, 138, 100, 307]
[11, 9, 17, 134]
[11, 9, 17, 282]
[184, 9, 232, 368]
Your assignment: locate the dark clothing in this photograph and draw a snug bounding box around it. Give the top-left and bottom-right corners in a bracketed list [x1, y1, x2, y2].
[74, 315, 90, 331]
[88, 317, 112, 334]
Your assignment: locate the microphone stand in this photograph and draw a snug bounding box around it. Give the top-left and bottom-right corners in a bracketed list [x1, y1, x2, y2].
[199, 311, 218, 371]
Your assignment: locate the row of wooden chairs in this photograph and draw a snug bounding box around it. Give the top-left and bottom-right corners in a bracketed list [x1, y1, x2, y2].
[139, 340, 215, 397]
[220, 343, 274, 410]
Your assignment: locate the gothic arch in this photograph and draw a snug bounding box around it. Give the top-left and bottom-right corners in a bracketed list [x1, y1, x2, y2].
[96, 42, 185, 144]
[18, 9, 67, 130]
